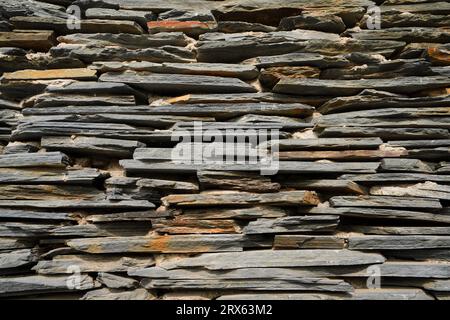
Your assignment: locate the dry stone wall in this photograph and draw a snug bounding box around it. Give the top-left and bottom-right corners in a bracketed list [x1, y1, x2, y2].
[0, 0, 449, 300]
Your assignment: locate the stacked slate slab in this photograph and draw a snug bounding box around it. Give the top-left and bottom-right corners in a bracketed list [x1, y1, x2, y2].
[0, 0, 449, 300]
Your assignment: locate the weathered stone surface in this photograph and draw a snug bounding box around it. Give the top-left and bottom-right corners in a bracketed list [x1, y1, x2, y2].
[0, 184, 103, 200]
[348, 236, 450, 250]
[339, 173, 450, 183]
[244, 52, 351, 68]
[0, 274, 98, 297]
[347, 27, 450, 43]
[50, 44, 194, 64]
[30, 93, 136, 108]
[85, 8, 155, 27]
[274, 76, 450, 96]
[152, 217, 240, 234]
[370, 182, 450, 200]
[260, 66, 320, 88]
[97, 272, 138, 289]
[0, 209, 76, 221]
[0, 249, 37, 270]
[148, 20, 217, 36]
[0, 152, 69, 168]
[243, 216, 339, 235]
[0, 31, 55, 51]
[276, 149, 407, 161]
[279, 12, 346, 33]
[318, 127, 450, 140]
[99, 71, 256, 94]
[265, 137, 383, 150]
[162, 190, 320, 207]
[33, 255, 154, 274]
[305, 207, 450, 224]
[280, 179, 366, 195]
[41, 136, 144, 158]
[197, 171, 280, 193]
[67, 235, 245, 254]
[143, 278, 353, 292]
[318, 90, 450, 114]
[344, 226, 450, 236]
[179, 206, 288, 220]
[0, 167, 106, 185]
[330, 195, 442, 210]
[2, 68, 97, 81]
[274, 235, 346, 249]
[159, 249, 385, 270]
[57, 32, 192, 48]
[11, 16, 145, 34]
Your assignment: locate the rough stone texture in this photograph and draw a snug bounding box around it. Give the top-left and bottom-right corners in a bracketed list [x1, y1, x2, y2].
[0, 0, 448, 301]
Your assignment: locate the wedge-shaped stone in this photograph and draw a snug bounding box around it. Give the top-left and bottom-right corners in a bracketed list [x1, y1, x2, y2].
[31, 93, 136, 108]
[45, 81, 143, 97]
[0, 168, 106, 185]
[0, 275, 98, 297]
[318, 91, 450, 114]
[159, 249, 385, 270]
[274, 235, 346, 249]
[152, 62, 259, 80]
[305, 207, 450, 224]
[0, 31, 55, 51]
[280, 179, 366, 195]
[99, 71, 256, 94]
[243, 52, 350, 68]
[85, 8, 155, 27]
[143, 278, 353, 292]
[0, 152, 69, 168]
[147, 20, 217, 36]
[0, 249, 37, 270]
[348, 236, 450, 250]
[41, 136, 144, 158]
[330, 196, 442, 210]
[136, 179, 199, 192]
[264, 138, 383, 150]
[57, 32, 191, 48]
[10, 16, 144, 34]
[85, 210, 168, 223]
[379, 158, 433, 173]
[274, 76, 450, 96]
[33, 255, 154, 274]
[67, 235, 244, 254]
[51, 43, 194, 64]
[370, 182, 450, 200]
[162, 190, 320, 207]
[163, 92, 325, 105]
[96, 272, 139, 289]
[197, 171, 280, 193]
[0, 185, 104, 200]
[243, 216, 339, 235]
[180, 206, 288, 220]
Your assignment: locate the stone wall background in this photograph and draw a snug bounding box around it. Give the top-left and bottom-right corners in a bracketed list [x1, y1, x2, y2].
[0, 0, 449, 300]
